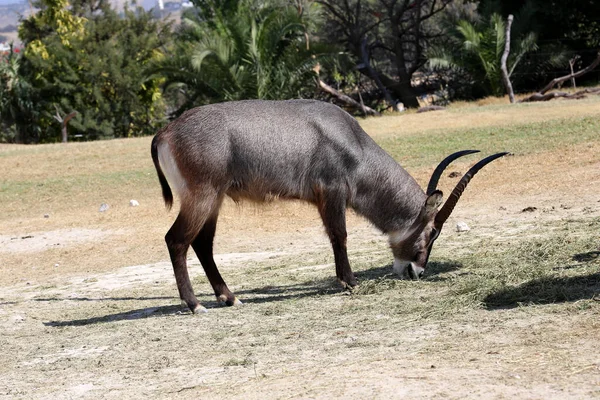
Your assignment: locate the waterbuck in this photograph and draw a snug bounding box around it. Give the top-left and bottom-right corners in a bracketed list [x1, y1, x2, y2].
[151, 99, 507, 313]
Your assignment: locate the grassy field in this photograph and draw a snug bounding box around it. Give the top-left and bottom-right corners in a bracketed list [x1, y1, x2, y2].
[1, 97, 599, 398]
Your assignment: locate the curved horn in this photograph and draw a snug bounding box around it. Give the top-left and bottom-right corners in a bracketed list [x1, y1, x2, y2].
[426, 150, 480, 195]
[434, 152, 510, 226]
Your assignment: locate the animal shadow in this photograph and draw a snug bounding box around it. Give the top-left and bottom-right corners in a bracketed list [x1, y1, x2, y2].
[42, 261, 463, 326]
[484, 272, 600, 310]
[44, 304, 185, 327]
[572, 251, 600, 263]
[424, 260, 463, 279]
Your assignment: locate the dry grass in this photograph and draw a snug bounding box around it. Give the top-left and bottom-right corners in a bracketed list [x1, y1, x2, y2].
[1, 97, 600, 398]
[360, 95, 600, 139]
[2, 97, 599, 285]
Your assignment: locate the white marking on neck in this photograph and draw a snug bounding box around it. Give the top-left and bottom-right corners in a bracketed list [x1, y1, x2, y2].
[393, 258, 410, 277]
[157, 141, 187, 196]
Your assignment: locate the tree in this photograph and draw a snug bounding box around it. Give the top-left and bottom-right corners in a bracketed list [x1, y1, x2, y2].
[1, 0, 86, 142]
[19, 0, 86, 58]
[158, 0, 325, 115]
[317, 0, 453, 109]
[427, 7, 538, 98]
[0, 45, 40, 143]
[13, 0, 170, 142]
[474, 0, 591, 91]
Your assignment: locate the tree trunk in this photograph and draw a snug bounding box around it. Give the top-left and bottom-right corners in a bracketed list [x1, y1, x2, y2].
[355, 64, 419, 109]
[501, 15, 515, 104]
[61, 124, 67, 143]
[390, 73, 420, 109]
[353, 38, 420, 109]
[359, 37, 399, 111]
[387, 10, 421, 110]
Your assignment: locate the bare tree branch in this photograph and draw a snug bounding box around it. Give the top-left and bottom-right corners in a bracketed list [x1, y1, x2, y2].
[501, 15, 515, 103]
[520, 51, 600, 102]
[538, 51, 600, 95]
[317, 79, 380, 116]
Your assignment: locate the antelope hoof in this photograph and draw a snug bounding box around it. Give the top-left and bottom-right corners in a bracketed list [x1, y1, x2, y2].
[181, 300, 207, 314]
[217, 294, 243, 307]
[192, 304, 208, 314]
[339, 279, 358, 291]
[231, 298, 243, 306]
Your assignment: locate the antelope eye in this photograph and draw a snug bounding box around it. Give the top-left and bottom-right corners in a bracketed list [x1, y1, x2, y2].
[430, 228, 439, 241]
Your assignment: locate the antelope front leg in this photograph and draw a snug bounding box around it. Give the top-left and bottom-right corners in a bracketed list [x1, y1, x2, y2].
[316, 188, 357, 289]
[331, 234, 357, 289]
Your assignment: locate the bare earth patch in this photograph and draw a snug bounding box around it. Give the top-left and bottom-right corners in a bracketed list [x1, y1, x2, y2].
[0, 228, 113, 254]
[1, 99, 600, 399]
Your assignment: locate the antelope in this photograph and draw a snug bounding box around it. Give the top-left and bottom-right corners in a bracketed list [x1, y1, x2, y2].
[151, 99, 507, 313]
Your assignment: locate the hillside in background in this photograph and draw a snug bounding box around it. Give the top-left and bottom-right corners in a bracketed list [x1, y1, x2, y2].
[0, 0, 181, 45]
[0, 1, 27, 43]
[0, 0, 25, 5]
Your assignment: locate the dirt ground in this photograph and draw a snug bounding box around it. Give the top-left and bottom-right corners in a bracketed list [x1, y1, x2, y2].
[1, 101, 599, 399]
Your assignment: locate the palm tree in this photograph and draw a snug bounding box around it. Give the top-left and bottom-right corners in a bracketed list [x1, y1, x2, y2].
[428, 13, 538, 97]
[158, 0, 325, 115]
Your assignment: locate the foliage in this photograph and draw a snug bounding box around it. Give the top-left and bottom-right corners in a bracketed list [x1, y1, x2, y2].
[158, 0, 325, 115]
[3, 0, 600, 143]
[427, 12, 539, 97]
[4, 0, 170, 143]
[19, 0, 86, 59]
[498, 0, 600, 50]
[425, 0, 567, 99]
[0, 45, 40, 143]
[491, 0, 599, 89]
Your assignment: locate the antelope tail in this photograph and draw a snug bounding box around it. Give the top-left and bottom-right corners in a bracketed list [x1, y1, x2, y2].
[151, 135, 174, 211]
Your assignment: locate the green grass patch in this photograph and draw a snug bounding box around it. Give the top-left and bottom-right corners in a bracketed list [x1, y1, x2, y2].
[377, 116, 600, 168]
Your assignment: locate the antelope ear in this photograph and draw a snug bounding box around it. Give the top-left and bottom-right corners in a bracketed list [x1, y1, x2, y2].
[423, 190, 443, 219]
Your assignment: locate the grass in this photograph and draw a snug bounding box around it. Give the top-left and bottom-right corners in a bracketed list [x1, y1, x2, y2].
[378, 115, 600, 169]
[323, 218, 600, 320]
[1, 99, 599, 217]
[1, 96, 600, 398]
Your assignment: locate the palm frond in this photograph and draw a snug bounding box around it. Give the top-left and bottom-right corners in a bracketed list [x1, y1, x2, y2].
[491, 13, 505, 59]
[457, 20, 481, 52]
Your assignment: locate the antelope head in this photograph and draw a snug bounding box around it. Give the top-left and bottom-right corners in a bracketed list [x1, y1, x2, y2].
[391, 150, 509, 279]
